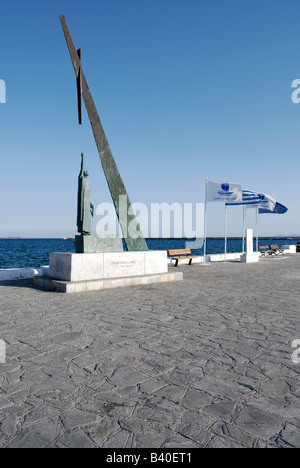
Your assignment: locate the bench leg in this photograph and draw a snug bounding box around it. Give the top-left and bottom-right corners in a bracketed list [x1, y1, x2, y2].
[175, 259, 179, 267]
[189, 259, 193, 265]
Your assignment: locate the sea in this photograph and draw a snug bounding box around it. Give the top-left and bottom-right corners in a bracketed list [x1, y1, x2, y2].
[0, 237, 299, 270]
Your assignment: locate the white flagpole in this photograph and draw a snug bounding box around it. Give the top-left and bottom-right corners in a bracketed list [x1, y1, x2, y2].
[203, 176, 208, 264]
[224, 203, 228, 261]
[242, 204, 246, 254]
[256, 206, 259, 252]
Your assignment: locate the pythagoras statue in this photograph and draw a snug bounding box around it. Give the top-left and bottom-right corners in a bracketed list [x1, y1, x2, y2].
[75, 152, 123, 253]
[77, 152, 94, 236]
[60, 15, 148, 252]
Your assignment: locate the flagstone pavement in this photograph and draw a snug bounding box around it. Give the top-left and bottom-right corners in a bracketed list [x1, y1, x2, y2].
[0, 254, 300, 448]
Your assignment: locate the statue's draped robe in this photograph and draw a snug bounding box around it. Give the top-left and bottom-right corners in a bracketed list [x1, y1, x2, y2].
[77, 172, 92, 235]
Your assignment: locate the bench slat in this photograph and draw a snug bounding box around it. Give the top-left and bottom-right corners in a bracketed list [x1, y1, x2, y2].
[168, 249, 191, 256]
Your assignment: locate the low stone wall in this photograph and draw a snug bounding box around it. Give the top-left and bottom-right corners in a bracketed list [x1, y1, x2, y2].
[0, 266, 49, 282]
[167, 252, 243, 265]
[282, 245, 297, 254]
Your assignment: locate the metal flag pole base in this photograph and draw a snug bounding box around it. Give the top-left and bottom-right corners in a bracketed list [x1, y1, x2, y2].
[202, 257, 211, 266]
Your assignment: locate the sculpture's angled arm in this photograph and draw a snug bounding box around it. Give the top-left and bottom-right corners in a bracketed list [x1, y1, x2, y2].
[59, 15, 148, 251]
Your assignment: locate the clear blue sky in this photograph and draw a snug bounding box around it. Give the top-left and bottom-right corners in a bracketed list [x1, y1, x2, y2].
[1, 0, 300, 238]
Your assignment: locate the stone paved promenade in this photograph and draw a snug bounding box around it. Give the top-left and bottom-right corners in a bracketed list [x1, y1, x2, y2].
[0, 255, 300, 448]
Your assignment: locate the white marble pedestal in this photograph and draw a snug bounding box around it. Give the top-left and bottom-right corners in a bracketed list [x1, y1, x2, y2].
[240, 229, 259, 263]
[34, 251, 183, 293]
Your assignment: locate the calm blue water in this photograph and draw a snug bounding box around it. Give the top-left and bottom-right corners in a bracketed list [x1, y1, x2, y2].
[0, 237, 299, 270]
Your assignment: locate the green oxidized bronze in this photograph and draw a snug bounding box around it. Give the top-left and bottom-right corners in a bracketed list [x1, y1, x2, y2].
[60, 15, 148, 252]
[75, 152, 123, 253]
[77, 152, 94, 236]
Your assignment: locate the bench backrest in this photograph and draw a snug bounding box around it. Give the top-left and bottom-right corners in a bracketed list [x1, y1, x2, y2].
[259, 246, 269, 250]
[269, 245, 279, 250]
[168, 249, 191, 256]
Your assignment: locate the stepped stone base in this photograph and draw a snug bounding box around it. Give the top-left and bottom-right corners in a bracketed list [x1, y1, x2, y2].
[34, 250, 183, 293]
[34, 272, 183, 294]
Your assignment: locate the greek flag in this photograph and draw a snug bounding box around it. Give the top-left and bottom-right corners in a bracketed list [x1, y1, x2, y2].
[206, 180, 243, 203]
[226, 190, 276, 211]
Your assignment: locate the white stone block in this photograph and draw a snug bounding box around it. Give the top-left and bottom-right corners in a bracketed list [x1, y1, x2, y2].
[246, 229, 254, 255]
[73, 253, 104, 282]
[282, 245, 296, 253]
[48, 251, 168, 283]
[103, 252, 145, 278]
[240, 253, 259, 263]
[49, 253, 72, 281]
[49, 252, 104, 282]
[0, 266, 49, 281]
[144, 250, 168, 275]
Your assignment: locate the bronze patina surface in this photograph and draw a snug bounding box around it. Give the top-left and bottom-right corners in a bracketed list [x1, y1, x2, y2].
[77, 153, 94, 236]
[60, 15, 148, 252]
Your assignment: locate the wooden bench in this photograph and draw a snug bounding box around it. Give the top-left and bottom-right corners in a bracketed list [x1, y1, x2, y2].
[269, 245, 284, 255]
[168, 249, 199, 267]
[258, 246, 274, 257]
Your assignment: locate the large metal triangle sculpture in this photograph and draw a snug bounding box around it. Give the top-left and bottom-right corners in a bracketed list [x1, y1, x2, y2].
[60, 15, 148, 252]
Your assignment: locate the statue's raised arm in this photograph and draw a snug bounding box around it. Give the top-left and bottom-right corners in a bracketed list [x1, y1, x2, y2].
[79, 152, 84, 178]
